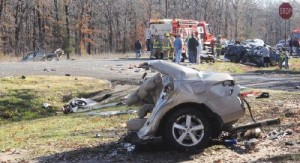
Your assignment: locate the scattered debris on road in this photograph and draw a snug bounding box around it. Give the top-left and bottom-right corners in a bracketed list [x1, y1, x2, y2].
[44, 68, 56, 72]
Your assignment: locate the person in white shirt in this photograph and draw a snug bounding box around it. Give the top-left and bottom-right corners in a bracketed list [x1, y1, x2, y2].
[261, 44, 270, 67]
[196, 35, 203, 64]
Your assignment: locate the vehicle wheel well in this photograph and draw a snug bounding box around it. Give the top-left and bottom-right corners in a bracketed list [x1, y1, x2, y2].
[157, 103, 223, 138]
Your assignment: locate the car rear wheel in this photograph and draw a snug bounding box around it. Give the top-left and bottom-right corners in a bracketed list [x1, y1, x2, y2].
[163, 108, 211, 151]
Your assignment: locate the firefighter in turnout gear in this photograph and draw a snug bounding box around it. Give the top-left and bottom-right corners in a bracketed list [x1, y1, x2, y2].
[279, 48, 289, 69]
[215, 35, 222, 58]
[151, 35, 161, 59]
[161, 33, 173, 60]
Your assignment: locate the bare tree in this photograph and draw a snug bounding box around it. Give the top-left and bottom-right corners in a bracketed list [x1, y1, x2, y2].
[1, 0, 300, 56]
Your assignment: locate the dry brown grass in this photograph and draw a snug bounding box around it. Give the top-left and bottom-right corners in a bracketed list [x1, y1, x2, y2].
[0, 53, 22, 62]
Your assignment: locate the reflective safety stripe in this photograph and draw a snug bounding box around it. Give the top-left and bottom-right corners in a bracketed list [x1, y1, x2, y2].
[215, 43, 222, 49]
[153, 41, 160, 48]
[162, 42, 171, 50]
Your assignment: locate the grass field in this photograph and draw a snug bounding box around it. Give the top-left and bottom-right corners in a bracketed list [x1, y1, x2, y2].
[0, 107, 134, 157]
[0, 76, 111, 124]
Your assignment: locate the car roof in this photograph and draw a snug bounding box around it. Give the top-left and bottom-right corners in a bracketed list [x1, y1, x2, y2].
[278, 39, 287, 42]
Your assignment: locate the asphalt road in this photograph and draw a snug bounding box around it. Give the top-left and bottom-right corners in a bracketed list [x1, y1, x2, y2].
[0, 58, 299, 92]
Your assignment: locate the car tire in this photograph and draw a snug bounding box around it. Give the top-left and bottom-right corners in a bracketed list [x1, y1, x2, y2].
[163, 107, 211, 151]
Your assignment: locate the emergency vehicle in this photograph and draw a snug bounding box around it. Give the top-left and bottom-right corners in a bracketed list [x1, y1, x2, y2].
[198, 21, 214, 51]
[145, 18, 214, 55]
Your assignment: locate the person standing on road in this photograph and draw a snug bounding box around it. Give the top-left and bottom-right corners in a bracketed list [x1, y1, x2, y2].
[196, 33, 203, 64]
[279, 48, 289, 69]
[151, 35, 161, 59]
[293, 38, 299, 56]
[149, 35, 154, 57]
[187, 33, 199, 63]
[161, 33, 173, 60]
[169, 33, 176, 60]
[174, 34, 182, 64]
[284, 49, 290, 69]
[135, 40, 142, 59]
[261, 44, 270, 67]
[279, 49, 285, 69]
[289, 38, 293, 55]
[214, 35, 222, 59]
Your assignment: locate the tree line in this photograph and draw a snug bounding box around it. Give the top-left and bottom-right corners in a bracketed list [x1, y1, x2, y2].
[0, 0, 299, 57]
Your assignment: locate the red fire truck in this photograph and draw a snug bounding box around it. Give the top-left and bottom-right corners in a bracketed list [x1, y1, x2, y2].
[198, 21, 214, 51]
[145, 18, 214, 55]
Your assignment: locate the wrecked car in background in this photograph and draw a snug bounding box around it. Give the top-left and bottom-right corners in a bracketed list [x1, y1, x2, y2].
[21, 48, 64, 62]
[224, 44, 279, 67]
[124, 60, 246, 151]
[241, 46, 280, 67]
[224, 44, 248, 62]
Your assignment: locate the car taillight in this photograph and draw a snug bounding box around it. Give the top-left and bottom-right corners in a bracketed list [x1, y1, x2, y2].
[222, 80, 235, 96]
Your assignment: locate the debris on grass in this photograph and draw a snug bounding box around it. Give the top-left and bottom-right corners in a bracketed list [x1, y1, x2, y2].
[244, 138, 259, 153]
[267, 128, 294, 140]
[43, 103, 51, 109]
[88, 110, 136, 117]
[62, 98, 98, 113]
[256, 92, 270, 99]
[62, 98, 125, 114]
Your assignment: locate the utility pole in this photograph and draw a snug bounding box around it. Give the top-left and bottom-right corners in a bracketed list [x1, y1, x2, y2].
[165, 0, 168, 18]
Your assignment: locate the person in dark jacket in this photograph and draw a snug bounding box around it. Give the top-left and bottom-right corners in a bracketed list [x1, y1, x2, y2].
[289, 38, 293, 54]
[135, 40, 142, 59]
[187, 34, 199, 63]
[293, 38, 299, 56]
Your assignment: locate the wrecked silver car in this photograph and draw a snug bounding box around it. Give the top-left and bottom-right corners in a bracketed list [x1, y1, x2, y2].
[21, 48, 64, 62]
[124, 60, 246, 151]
